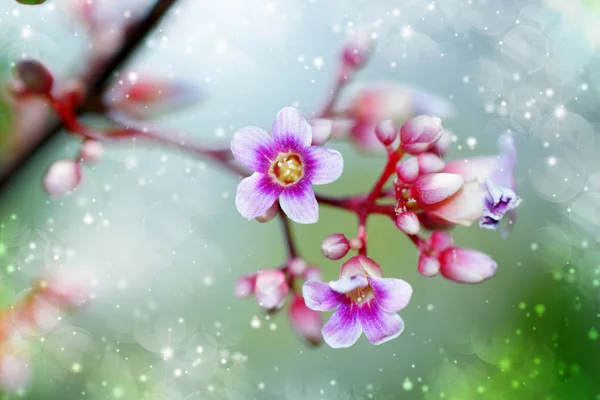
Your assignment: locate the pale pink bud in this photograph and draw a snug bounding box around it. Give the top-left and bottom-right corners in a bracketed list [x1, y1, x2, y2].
[341, 36, 372, 69]
[395, 211, 420, 235]
[303, 266, 322, 282]
[439, 247, 498, 283]
[254, 270, 289, 309]
[256, 202, 279, 223]
[411, 173, 463, 205]
[430, 130, 452, 157]
[235, 274, 256, 298]
[288, 296, 323, 345]
[418, 255, 440, 277]
[417, 153, 445, 174]
[310, 119, 333, 146]
[0, 351, 30, 393]
[396, 157, 419, 183]
[374, 119, 397, 146]
[15, 60, 53, 94]
[80, 140, 103, 163]
[42, 160, 82, 196]
[340, 255, 382, 278]
[400, 115, 444, 154]
[321, 233, 350, 260]
[287, 257, 307, 276]
[428, 232, 454, 252]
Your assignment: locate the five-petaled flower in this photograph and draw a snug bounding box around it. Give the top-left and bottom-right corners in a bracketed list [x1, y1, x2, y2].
[303, 255, 412, 348]
[231, 107, 344, 224]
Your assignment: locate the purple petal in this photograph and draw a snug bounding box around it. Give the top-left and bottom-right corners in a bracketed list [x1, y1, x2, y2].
[489, 133, 517, 189]
[369, 277, 413, 314]
[358, 302, 404, 345]
[271, 107, 312, 151]
[230, 126, 277, 172]
[479, 179, 522, 230]
[304, 146, 344, 185]
[329, 275, 368, 294]
[279, 180, 318, 224]
[322, 300, 362, 348]
[302, 281, 342, 311]
[235, 173, 282, 220]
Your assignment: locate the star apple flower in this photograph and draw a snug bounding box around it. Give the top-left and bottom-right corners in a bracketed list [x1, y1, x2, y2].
[302, 256, 412, 348]
[231, 107, 344, 224]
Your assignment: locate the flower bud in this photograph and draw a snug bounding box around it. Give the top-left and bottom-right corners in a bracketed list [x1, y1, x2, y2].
[256, 202, 279, 223]
[395, 211, 420, 235]
[234, 274, 256, 298]
[374, 120, 397, 146]
[288, 296, 323, 346]
[439, 247, 497, 283]
[340, 255, 382, 278]
[15, 60, 54, 94]
[254, 270, 289, 309]
[396, 157, 419, 183]
[310, 119, 333, 146]
[400, 115, 444, 154]
[418, 255, 440, 277]
[428, 231, 454, 252]
[321, 233, 350, 260]
[303, 266, 322, 282]
[79, 140, 103, 163]
[417, 153, 445, 174]
[411, 173, 463, 205]
[341, 36, 372, 69]
[42, 160, 82, 196]
[287, 257, 307, 276]
[430, 130, 452, 157]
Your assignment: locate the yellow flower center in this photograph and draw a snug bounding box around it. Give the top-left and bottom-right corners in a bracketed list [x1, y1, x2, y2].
[347, 285, 374, 304]
[270, 153, 303, 186]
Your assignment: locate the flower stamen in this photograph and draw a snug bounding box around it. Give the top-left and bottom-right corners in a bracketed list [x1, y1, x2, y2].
[270, 153, 304, 186]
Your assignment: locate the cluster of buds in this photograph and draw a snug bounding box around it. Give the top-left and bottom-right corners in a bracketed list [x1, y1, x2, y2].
[0, 269, 93, 392]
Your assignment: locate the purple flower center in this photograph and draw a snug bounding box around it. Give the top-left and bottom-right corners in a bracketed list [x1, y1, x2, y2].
[270, 152, 304, 186]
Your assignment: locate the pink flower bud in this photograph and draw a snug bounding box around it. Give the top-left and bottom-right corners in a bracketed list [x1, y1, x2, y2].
[396, 157, 419, 183]
[374, 120, 397, 146]
[256, 202, 279, 223]
[310, 119, 333, 146]
[42, 160, 82, 196]
[411, 173, 463, 205]
[321, 233, 350, 260]
[80, 140, 103, 163]
[341, 36, 372, 69]
[254, 270, 289, 309]
[430, 130, 452, 157]
[428, 231, 454, 252]
[439, 247, 497, 283]
[423, 181, 485, 226]
[303, 266, 322, 282]
[288, 296, 322, 345]
[287, 257, 307, 276]
[418, 153, 445, 174]
[400, 115, 444, 154]
[235, 274, 256, 298]
[395, 211, 420, 235]
[15, 60, 53, 94]
[340, 255, 382, 278]
[418, 255, 440, 277]
[0, 349, 30, 393]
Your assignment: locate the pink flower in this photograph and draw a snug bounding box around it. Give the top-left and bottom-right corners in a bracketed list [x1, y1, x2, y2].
[439, 247, 498, 283]
[288, 295, 323, 345]
[302, 256, 412, 348]
[231, 107, 344, 224]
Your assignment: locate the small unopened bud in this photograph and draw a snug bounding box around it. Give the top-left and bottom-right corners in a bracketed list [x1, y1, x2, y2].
[256, 202, 279, 223]
[374, 119, 397, 146]
[341, 36, 372, 69]
[235, 274, 256, 298]
[400, 115, 444, 154]
[395, 211, 420, 235]
[287, 257, 307, 276]
[430, 130, 453, 157]
[321, 233, 350, 260]
[439, 247, 497, 283]
[396, 157, 419, 183]
[42, 160, 82, 196]
[417, 153, 445, 174]
[410, 173, 463, 205]
[349, 237, 363, 251]
[288, 296, 323, 346]
[418, 255, 440, 277]
[303, 266, 322, 282]
[254, 269, 289, 310]
[79, 140, 103, 163]
[310, 119, 333, 146]
[428, 231, 454, 252]
[15, 60, 53, 94]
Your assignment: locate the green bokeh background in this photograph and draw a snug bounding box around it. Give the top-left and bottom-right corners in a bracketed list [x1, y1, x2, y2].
[1, 0, 600, 399]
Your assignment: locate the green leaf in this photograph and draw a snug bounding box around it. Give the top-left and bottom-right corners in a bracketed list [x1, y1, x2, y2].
[16, 0, 47, 4]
